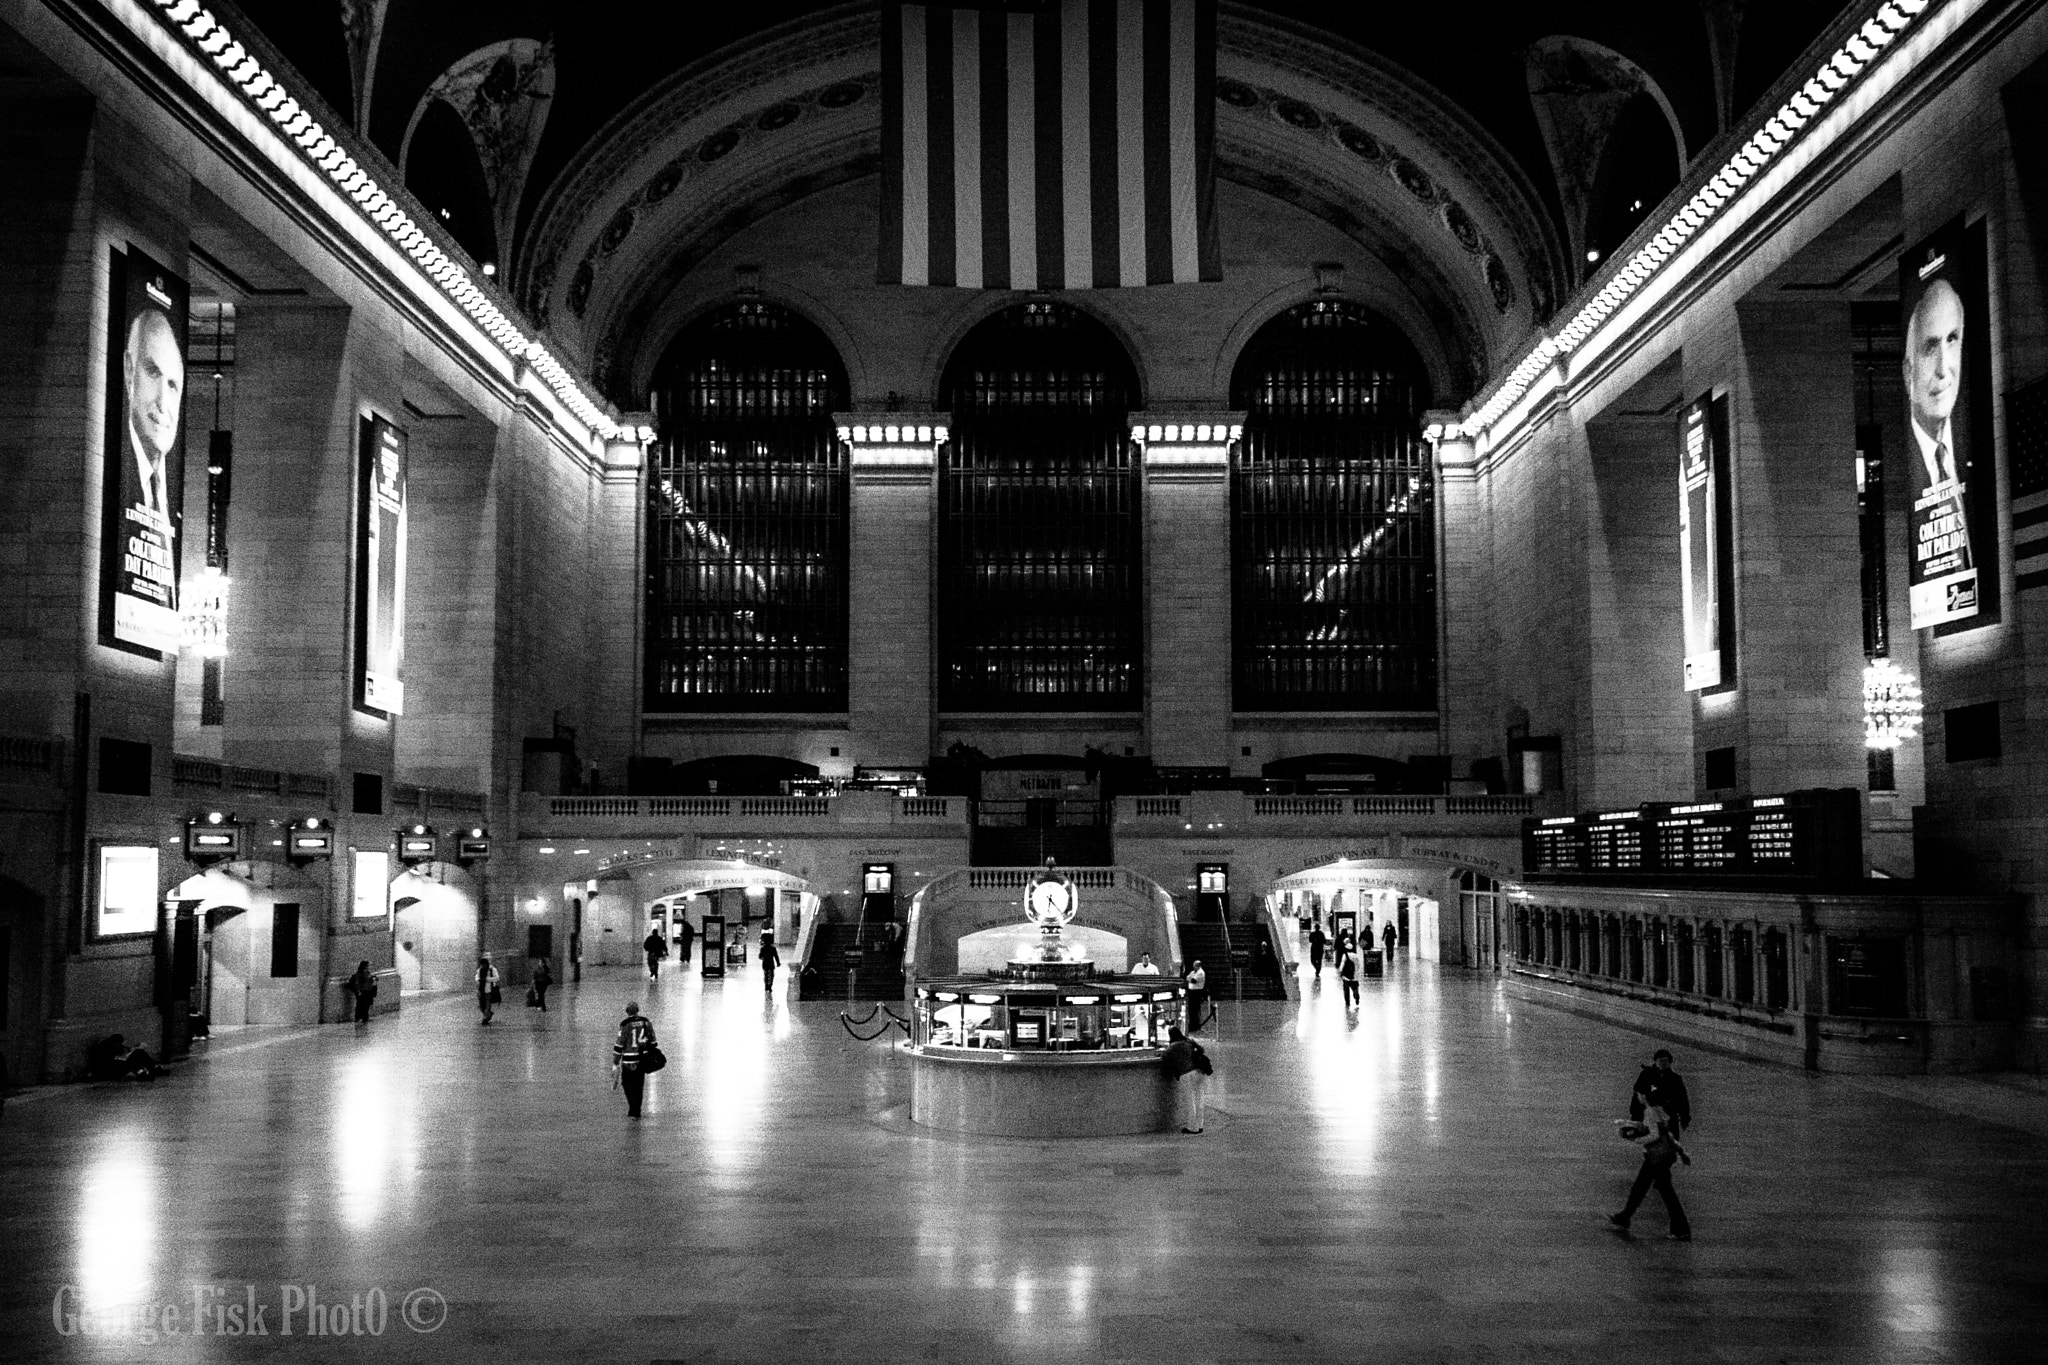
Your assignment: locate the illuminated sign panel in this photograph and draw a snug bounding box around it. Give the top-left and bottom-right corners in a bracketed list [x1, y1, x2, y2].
[354, 415, 408, 714]
[352, 849, 391, 918]
[99, 246, 190, 656]
[1678, 393, 1734, 691]
[1900, 218, 1999, 631]
[1522, 790, 1861, 882]
[97, 845, 159, 938]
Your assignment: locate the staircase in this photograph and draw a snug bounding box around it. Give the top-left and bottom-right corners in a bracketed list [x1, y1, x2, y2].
[798, 922, 908, 1001]
[1175, 921, 1290, 1001]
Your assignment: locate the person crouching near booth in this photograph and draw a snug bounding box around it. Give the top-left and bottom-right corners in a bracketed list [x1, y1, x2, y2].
[1162, 1025, 1212, 1134]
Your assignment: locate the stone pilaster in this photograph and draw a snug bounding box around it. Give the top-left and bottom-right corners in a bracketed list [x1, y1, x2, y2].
[1133, 414, 1241, 770]
[839, 414, 944, 768]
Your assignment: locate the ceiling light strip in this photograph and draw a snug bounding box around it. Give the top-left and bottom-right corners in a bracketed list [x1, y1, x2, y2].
[1457, 0, 1941, 447]
[143, 0, 623, 442]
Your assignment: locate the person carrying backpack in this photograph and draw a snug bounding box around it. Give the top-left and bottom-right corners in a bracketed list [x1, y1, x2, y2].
[1161, 1025, 1213, 1134]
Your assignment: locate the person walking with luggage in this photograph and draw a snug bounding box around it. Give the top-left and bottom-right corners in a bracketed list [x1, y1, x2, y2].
[1338, 948, 1360, 1010]
[1184, 960, 1209, 1033]
[475, 956, 501, 1025]
[612, 1002, 659, 1119]
[1308, 924, 1328, 977]
[529, 957, 553, 1013]
[1610, 1104, 1693, 1240]
[643, 927, 667, 982]
[346, 960, 377, 1026]
[1161, 1025, 1212, 1133]
[759, 930, 781, 997]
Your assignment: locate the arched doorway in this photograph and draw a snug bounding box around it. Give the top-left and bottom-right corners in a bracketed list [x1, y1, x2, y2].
[582, 859, 816, 971]
[167, 865, 327, 1025]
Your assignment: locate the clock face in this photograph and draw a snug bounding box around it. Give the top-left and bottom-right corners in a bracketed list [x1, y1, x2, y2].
[1029, 881, 1071, 918]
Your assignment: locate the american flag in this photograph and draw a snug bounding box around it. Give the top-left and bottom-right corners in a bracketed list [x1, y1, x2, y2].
[880, 0, 1221, 289]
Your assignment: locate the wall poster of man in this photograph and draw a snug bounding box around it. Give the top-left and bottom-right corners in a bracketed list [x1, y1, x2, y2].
[354, 414, 409, 715]
[99, 245, 190, 655]
[1678, 391, 1734, 692]
[1900, 218, 1999, 631]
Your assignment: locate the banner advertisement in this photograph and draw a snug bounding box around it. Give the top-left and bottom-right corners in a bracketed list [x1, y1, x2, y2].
[1901, 218, 1998, 630]
[1678, 392, 1733, 691]
[354, 415, 408, 715]
[100, 246, 190, 655]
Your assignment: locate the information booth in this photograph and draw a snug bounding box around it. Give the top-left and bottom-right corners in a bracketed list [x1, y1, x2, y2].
[913, 978, 1183, 1052]
[700, 914, 725, 977]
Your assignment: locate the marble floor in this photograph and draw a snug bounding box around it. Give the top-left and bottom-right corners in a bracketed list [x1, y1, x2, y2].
[5, 961, 2046, 1365]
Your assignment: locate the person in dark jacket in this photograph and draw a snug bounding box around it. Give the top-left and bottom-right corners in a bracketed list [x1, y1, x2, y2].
[1307, 924, 1328, 976]
[759, 931, 781, 996]
[612, 1002, 658, 1118]
[475, 957, 501, 1025]
[1628, 1049, 1692, 1133]
[643, 928, 667, 982]
[346, 961, 377, 1026]
[675, 915, 695, 964]
[529, 957, 553, 1012]
[1381, 918, 1399, 964]
[1338, 949, 1360, 1010]
[1161, 1025, 1212, 1133]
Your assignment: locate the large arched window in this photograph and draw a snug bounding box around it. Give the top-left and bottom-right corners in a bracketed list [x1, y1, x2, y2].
[938, 302, 1141, 710]
[1230, 300, 1436, 711]
[645, 302, 849, 711]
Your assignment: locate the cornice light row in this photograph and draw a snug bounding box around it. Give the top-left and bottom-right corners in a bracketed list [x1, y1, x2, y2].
[147, 0, 624, 442]
[1454, 0, 1937, 446]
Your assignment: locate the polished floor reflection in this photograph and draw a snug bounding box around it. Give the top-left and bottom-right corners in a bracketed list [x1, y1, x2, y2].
[6, 960, 2046, 1363]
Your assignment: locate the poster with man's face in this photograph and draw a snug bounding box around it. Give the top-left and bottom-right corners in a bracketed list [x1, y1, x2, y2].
[355, 414, 408, 715]
[100, 246, 190, 654]
[1901, 219, 1997, 630]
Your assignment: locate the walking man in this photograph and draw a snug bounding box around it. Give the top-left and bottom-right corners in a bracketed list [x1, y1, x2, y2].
[643, 927, 667, 982]
[529, 956, 553, 1013]
[1338, 948, 1360, 1010]
[759, 929, 781, 996]
[1629, 1048, 1692, 1133]
[1610, 1105, 1692, 1240]
[1381, 917, 1399, 965]
[612, 1002, 659, 1119]
[1308, 923, 1327, 976]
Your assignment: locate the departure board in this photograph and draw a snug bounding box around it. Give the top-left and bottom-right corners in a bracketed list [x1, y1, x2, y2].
[1523, 789, 1863, 882]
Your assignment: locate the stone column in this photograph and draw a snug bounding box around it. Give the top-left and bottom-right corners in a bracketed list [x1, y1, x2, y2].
[1429, 415, 1490, 787]
[838, 415, 944, 769]
[586, 415, 648, 789]
[1132, 414, 1241, 771]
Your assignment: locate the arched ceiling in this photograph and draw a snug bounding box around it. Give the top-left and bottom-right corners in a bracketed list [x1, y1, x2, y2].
[221, 0, 1848, 399]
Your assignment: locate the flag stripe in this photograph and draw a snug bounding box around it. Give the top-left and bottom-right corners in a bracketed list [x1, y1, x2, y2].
[1142, 0, 1174, 284]
[1007, 11, 1037, 291]
[1088, 0, 1120, 287]
[1061, 0, 1092, 289]
[883, 1, 1218, 289]
[879, 2, 904, 284]
[981, 14, 1012, 291]
[952, 8, 981, 288]
[926, 6, 955, 286]
[1192, 0, 1218, 281]
[1167, 0, 1198, 281]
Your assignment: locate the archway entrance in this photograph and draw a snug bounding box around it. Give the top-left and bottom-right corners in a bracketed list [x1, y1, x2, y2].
[581, 859, 816, 972]
[167, 866, 325, 1025]
[1269, 860, 1445, 968]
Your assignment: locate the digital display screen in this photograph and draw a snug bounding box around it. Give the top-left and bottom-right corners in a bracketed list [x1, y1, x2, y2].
[100, 246, 190, 655]
[1524, 792, 1859, 882]
[352, 849, 390, 919]
[96, 845, 159, 938]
